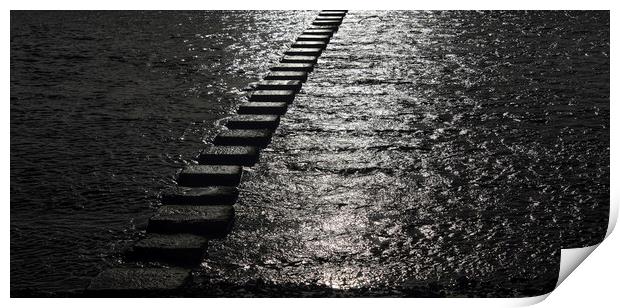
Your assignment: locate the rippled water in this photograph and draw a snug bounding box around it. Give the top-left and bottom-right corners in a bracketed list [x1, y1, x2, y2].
[196, 11, 609, 297]
[10, 10, 315, 293]
[11, 11, 609, 297]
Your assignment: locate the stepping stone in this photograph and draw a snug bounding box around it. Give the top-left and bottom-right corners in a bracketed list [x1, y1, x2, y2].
[270, 62, 314, 72]
[264, 71, 308, 82]
[302, 29, 334, 37]
[315, 16, 344, 21]
[319, 11, 347, 16]
[256, 80, 302, 92]
[147, 205, 235, 237]
[214, 129, 273, 148]
[297, 34, 331, 42]
[313, 20, 342, 27]
[284, 48, 322, 57]
[249, 90, 296, 103]
[280, 55, 319, 64]
[177, 165, 242, 187]
[197, 145, 259, 166]
[292, 41, 328, 49]
[87, 267, 191, 296]
[238, 102, 288, 115]
[133, 233, 208, 265]
[226, 114, 280, 130]
[161, 186, 239, 205]
[308, 25, 339, 31]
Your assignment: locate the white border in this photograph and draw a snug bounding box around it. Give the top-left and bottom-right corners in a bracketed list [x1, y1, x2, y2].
[4, 1, 616, 307]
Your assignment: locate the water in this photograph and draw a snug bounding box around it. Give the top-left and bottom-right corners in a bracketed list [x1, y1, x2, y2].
[10, 10, 315, 294]
[11, 11, 609, 297]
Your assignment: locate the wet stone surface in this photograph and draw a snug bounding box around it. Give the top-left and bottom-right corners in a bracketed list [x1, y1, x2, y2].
[196, 11, 609, 297]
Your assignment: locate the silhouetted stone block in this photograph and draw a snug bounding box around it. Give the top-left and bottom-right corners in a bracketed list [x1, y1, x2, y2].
[161, 186, 239, 205]
[292, 41, 328, 49]
[249, 90, 296, 103]
[270, 62, 315, 72]
[256, 80, 302, 92]
[284, 48, 323, 57]
[147, 205, 234, 237]
[133, 233, 208, 265]
[297, 34, 331, 42]
[308, 25, 339, 31]
[319, 10, 347, 16]
[302, 29, 334, 36]
[313, 20, 342, 27]
[177, 165, 242, 187]
[87, 267, 190, 296]
[214, 129, 273, 148]
[226, 114, 280, 130]
[280, 55, 319, 64]
[237, 102, 288, 115]
[264, 71, 308, 82]
[197, 145, 259, 166]
[315, 16, 344, 21]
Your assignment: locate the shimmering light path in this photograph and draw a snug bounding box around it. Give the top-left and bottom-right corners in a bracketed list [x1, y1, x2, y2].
[195, 11, 608, 297]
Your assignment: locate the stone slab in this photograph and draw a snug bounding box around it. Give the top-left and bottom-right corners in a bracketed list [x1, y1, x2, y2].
[226, 114, 281, 130]
[270, 62, 315, 72]
[256, 80, 302, 92]
[161, 186, 239, 205]
[319, 10, 347, 16]
[302, 29, 335, 36]
[133, 233, 208, 265]
[291, 41, 328, 49]
[280, 55, 319, 64]
[214, 129, 273, 148]
[147, 205, 235, 237]
[197, 145, 259, 166]
[237, 102, 288, 115]
[249, 90, 296, 103]
[284, 48, 323, 57]
[308, 25, 339, 32]
[177, 165, 242, 187]
[264, 70, 308, 82]
[312, 20, 342, 27]
[315, 16, 344, 21]
[297, 34, 331, 42]
[87, 267, 191, 296]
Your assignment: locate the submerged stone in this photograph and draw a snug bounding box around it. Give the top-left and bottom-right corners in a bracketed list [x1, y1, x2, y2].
[237, 101, 288, 115]
[264, 70, 308, 82]
[284, 48, 323, 57]
[280, 55, 319, 64]
[312, 20, 342, 27]
[226, 114, 281, 130]
[133, 233, 208, 265]
[302, 29, 335, 36]
[177, 165, 242, 187]
[256, 80, 302, 92]
[270, 62, 315, 72]
[197, 145, 259, 166]
[214, 129, 273, 148]
[147, 205, 235, 237]
[249, 90, 296, 103]
[161, 186, 239, 205]
[291, 41, 328, 49]
[319, 10, 347, 16]
[87, 267, 190, 296]
[296, 34, 331, 42]
[314, 16, 344, 21]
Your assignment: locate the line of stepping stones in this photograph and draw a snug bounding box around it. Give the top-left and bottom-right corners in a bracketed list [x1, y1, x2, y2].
[87, 10, 348, 297]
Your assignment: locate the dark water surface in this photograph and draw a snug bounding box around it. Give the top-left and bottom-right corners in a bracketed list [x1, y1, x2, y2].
[11, 11, 609, 296]
[11, 10, 314, 293]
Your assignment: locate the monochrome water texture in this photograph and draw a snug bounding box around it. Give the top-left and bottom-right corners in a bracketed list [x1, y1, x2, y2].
[10, 11, 609, 297]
